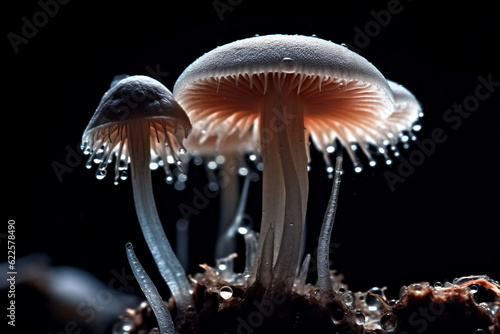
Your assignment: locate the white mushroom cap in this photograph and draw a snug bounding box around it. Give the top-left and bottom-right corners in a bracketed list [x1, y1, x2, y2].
[82, 75, 192, 183]
[173, 34, 395, 169]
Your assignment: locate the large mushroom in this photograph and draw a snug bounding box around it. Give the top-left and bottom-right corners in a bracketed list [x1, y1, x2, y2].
[173, 34, 395, 293]
[82, 75, 194, 320]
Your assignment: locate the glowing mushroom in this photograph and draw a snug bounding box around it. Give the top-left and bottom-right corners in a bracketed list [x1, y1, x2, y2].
[81, 75, 194, 319]
[173, 34, 395, 293]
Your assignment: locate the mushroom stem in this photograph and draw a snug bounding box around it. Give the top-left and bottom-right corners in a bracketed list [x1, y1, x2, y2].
[126, 242, 175, 334]
[127, 120, 193, 320]
[317, 156, 342, 292]
[255, 91, 309, 292]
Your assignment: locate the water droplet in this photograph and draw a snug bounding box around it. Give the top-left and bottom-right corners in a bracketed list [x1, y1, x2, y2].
[174, 180, 186, 191]
[474, 329, 486, 334]
[326, 145, 335, 153]
[120, 170, 128, 181]
[238, 167, 249, 176]
[207, 161, 217, 170]
[366, 287, 382, 311]
[112, 318, 134, 334]
[149, 161, 159, 170]
[215, 155, 225, 164]
[468, 284, 479, 294]
[434, 282, 443, 289]
[193, 156, 203, 166]
[95, 168, 107, 180]
[249, 154, 257, 161]
[368, 159, 376, 167]
[165, 175, 173, 184]
[281, 57, 296, 73]
[385, 158, 393, 165]
[342, 292, 354, 306]
[331, 308, 344, 322]
[179, 147, 187, 154]
[399, 286, 407, 298]
[340, 43, 348, 48]
[355, 310, 365, 325]
[237, 215, 253, 235]
[326, 165, 334, 173]
[208, 181, 219, 192]
[354, 164, 363, 173]
[219, 285, 233, 300]
[380, 312, 398, 331]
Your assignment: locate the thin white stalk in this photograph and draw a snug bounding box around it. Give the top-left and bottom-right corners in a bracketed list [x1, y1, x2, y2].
[128, 120, 193, 321]
[126, 242, 175, 334]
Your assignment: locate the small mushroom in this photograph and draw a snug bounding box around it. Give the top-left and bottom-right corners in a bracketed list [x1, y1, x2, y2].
[82, 75, 194, 318]
[173, 34, 395, 292]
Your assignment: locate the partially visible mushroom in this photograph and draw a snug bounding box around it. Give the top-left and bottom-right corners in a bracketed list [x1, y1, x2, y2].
[82, 75, 194, 321]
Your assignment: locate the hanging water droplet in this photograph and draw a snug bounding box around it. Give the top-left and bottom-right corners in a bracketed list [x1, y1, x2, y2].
[208, 181, 219, 192]
[380, 312, 398, 331]
[238, 167, 249, 176]
[215, 155, 226, 164]
[207, 161, 217, 170]
[433, 281, 443, 289]
[95, 168, 107, 180]
[120, 170, 128, 181]
[326, 145, 335, 153]
[179, 147, 186, 154]
[368, 159, 376, 167]
[354, 164, 363, 173]
[355, 310, 365, 325]
[149, 161, 159, 170]
[249, 154, 257, 161]
[165, 175, 174, 184]
[474, 329, 486, 334]
[237, 215, 253, 235]
[85, 159, 93, 169]
[219, 285, 233, 300]
[281, 57, 296, 73]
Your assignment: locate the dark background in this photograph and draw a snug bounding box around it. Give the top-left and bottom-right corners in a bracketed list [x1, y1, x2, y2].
[5, 0, 499, 333]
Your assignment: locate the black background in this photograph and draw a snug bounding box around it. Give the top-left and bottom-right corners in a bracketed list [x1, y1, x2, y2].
[5, 0, 499, 333]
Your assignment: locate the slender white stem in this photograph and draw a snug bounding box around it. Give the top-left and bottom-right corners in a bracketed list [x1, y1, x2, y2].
[128, 120, 193, 320]
[317, 157, 342, 292]
[251, 93, 309, 292]
[126, 242, 175, 334]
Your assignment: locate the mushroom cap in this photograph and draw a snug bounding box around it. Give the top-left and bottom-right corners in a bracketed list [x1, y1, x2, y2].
[84, 75, 191, 137]
[173, 34, 395, 158]
[82, 75, 192, 182]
